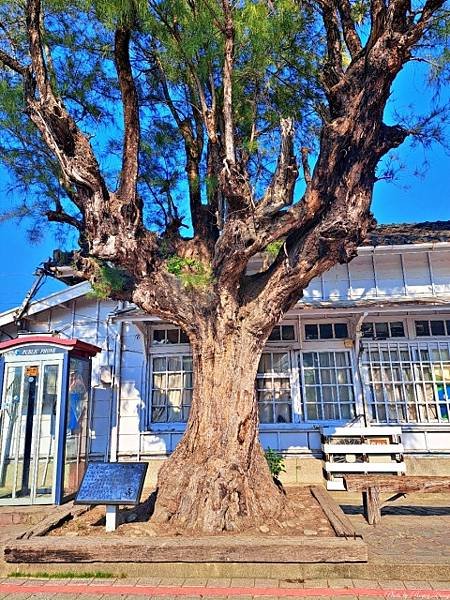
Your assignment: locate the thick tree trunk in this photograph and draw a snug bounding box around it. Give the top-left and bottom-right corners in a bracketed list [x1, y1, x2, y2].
[152, 322, 284, 533]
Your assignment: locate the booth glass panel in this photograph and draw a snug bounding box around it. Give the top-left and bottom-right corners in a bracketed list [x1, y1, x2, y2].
[63, 357, 90, 498]
[0, 366, 23, 499]
[34, 364, 59, 499]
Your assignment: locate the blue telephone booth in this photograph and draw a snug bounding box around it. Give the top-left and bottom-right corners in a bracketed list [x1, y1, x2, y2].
[0, 335, 100, 505]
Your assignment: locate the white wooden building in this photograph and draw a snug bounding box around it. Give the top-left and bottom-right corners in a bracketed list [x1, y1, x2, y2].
[1, 221, 450, 500]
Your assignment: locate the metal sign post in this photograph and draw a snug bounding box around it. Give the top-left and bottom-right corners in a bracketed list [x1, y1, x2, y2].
[105, 505, 118, 532]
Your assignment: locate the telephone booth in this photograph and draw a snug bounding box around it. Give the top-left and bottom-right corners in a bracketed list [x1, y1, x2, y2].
[0, 335, 100, 506]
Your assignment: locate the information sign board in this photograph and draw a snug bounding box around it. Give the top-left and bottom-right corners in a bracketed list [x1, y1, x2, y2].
[75, 462, 148, 506]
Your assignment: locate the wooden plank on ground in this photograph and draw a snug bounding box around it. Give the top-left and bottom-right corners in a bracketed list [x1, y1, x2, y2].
[18, 503, 90, 540]
[4, 535, 368, 564]
[310, 485, 358, 538]
[344, 475, 450, 493]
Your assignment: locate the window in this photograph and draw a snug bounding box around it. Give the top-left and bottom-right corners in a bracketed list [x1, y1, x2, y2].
[256, 352, 292, 423]
[268, 324, 296, 342]
[361, 321, 405, 339]
[152, 327, 189, 345]
[304, 322, 349, 340]
[301, 351, 355, 420]
[151, 355, 193, 423]
[362, 342, 450, 424]
[415, 320, 450, 337]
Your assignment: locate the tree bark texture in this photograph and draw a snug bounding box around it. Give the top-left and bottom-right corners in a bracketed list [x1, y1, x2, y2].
[153, 321, 283, 533]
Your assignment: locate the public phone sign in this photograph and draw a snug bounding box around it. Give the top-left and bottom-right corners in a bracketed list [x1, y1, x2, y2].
[6, 345, 65, 357]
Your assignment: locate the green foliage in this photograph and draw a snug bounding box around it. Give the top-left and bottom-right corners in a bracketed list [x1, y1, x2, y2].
[0, 0, 449, 237]
[166, 255, 214, 289]
[265, 240, 284, 259]
[8, 571, 127, 579]
[88, 261, 129, 300]
[265, 447, 286, 480]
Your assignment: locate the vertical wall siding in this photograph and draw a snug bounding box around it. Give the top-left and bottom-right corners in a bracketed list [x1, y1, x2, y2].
[303, 248, 450, 302]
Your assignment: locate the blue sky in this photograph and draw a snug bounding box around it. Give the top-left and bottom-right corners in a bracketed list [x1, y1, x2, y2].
[0, 61, 449, 314]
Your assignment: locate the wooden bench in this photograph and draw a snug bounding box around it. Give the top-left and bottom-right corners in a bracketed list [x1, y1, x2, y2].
[344, 475, 450, 525]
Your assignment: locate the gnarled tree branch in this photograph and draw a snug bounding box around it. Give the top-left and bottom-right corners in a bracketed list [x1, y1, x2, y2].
[114, 27, 141, 210]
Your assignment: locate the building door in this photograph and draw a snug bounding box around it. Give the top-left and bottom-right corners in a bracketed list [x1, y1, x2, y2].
[0, 361, 62, 504]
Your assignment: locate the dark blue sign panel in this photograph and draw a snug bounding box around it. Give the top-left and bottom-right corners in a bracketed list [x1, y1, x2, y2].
[75, 462, 148, 506]
[6, 345, 65, 357]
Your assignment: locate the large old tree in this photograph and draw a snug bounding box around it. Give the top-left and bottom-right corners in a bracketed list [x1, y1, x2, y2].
[0, 0, 449, 532]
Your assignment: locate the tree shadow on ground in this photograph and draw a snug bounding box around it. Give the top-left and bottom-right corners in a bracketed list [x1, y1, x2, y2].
[91, 491, 157, 527]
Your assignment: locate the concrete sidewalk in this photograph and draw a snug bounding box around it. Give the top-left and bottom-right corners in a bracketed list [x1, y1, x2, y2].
[1, 576, 450, 599]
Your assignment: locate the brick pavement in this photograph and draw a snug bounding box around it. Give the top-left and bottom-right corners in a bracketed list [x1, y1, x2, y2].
[0, 577, 450, 599]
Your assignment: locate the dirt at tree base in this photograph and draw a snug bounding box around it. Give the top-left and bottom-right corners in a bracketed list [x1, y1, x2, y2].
[48, 486, 335, 538]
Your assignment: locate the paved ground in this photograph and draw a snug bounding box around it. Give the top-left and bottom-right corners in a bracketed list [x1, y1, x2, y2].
[338, 492, 450, 565]
[1, 492, 450, 596]
[0, 576, 450, 599]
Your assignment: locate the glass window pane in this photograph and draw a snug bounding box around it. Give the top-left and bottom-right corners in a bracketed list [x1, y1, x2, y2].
[153, 329, 166, 344]
[167, 329, 179, 344]
[275, 403, 292, 423]
[361, 323, 374, 338]
[305, 324, 318, 340]
[321, 370, 336, 384]
[153, 357, 166, 372]
[168, 356, 182, 371]
[258, 403, 273, 423]
[431, 321, 445, 336]
[338, 386, 351, 401]
[323, 404, 337, 419]
[168, 373, 182, 388]
[153, 373, 166, 389]
[304, 370, 316, 384]
[282, 325, 295, 340]
[416, 321, 430, 336]
[273, 353, 289, 373]
[322, 386, 334, 401]
[319, 324, 333, 339]
[305, 386, 319, 402]
[375, 322, 389, 338]
[335, 352, 349, 367]
[183, 389, 192, 405]
[183, 373, 193, 388]
[167, 390, 182, 407]
[258, 354, 271, 374]
[168, 406, 182, 422]
[152, 406, 166, 422]
[268, 326, 281, 341]
[303, 353, 314, 368]
[183, 356, 193, 371]
[306, 404, 319, 419]
[180, 329, 189, 344]
[390, 322, 405, 337]
[152, 390, 166, 405]
[319, 352, 333, 367]
[334, 323, 348, 338]
[336, 369, 350, 384]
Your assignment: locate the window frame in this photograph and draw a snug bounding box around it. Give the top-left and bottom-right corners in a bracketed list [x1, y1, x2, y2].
[303, 320, 350, 341]
[147, 351, 193, 430]
[415, 319, 450, 339]
[298, 349, 357, 423]
[360, 320, 406, 340]
[361, 340, 450, 425]
[256, 350, 297, 426]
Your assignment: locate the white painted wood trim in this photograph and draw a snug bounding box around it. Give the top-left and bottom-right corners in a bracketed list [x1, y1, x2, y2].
[323, 443, 404, 454]
[324, 462, 406, 473]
